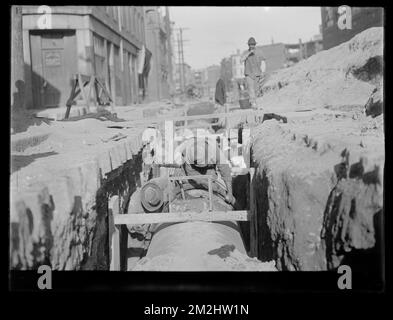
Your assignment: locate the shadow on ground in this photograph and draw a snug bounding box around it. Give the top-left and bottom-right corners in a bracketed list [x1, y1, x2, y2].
[11, 151, 58, 174]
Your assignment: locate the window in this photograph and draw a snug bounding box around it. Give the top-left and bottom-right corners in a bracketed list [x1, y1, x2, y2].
[130, 7, 134, 35]
[127, 7, 132, 32]
[93, 34, 107, 82]
[140, 16, 144, 40]
[113, 45, 122, 101]
[133, 10, 137, 36]
[136, 13, 140, 39]
[113, 6, 118, 21]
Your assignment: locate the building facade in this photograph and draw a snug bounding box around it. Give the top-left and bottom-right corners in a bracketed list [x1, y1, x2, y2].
[231, 50, 245, 80]
[175, 62, 193, 93]
[191, 69, 208, 97]
[284, 36, 323, 65]
[143, 6, 173, 102]
[205, 65, 221, 99]
[21, 6, 146, 109]
[220, 57, 233, 94]
[321, 7, 383, 50]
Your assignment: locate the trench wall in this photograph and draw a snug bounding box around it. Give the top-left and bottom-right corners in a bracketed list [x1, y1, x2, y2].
[10, 134, 145, 270]
[250, 118, 384, 276]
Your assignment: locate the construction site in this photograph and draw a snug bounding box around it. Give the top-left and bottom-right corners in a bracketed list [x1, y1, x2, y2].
[10, 6, 384, 291]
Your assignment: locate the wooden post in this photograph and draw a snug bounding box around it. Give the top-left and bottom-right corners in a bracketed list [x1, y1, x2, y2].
[184, 109, 188, 127]
[77, 74, 89, 111]
[109, 195, 121, 271]
[11, 6, 25, 111]
[168, 188, 172, 213]
[208, 176, 213, 211]
[225, 103, 229, 131]
[65, 77, 78, 119]
[249, 167, 257, 257]
[87, 75, 95, 109]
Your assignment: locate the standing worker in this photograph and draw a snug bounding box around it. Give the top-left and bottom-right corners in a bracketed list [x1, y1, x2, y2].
[215, 78, 226, 107]
[241, 37, 265, 108]
[214, 78, 227, 128]
[174, 136, 236, 206]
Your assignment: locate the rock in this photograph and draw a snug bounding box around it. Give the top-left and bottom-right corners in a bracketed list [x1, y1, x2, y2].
[365, 86, 383, 118]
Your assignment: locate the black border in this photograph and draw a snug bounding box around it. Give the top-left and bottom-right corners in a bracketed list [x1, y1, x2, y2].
[6, 1, 390, 301]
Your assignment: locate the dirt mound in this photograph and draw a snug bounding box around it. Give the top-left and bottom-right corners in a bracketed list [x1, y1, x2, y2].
[258, 27, 383, 112]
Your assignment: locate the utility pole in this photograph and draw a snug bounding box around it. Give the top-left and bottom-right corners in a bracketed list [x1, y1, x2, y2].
[180, 28, 185, 92]
[11, 5, 25, 111]
[176, 33, 183, 93]
[174, 27, 189, 93]
[165, 7, 174, 96]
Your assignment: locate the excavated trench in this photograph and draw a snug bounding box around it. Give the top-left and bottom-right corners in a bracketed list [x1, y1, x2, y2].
[109, 119, 273, 271]
[10, 110, 382, 279]
[109, 111, 382, 281]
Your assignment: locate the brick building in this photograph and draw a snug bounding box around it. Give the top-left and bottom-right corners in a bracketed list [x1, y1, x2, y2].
[21, 6, 146, 109]
[321, 7, 384, 50]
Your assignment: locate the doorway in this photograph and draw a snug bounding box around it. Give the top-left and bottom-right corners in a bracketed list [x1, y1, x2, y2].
[30, 30, 77, 109]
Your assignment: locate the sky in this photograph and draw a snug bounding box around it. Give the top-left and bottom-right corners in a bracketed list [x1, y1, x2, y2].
[169, 6, 322, 70]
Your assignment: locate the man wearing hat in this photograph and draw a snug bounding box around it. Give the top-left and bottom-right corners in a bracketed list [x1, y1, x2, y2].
[174, 136, 235, 205]
[241, 37, 265, 108]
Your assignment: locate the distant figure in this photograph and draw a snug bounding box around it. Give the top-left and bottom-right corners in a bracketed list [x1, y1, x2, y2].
[214, 78, 227, 127]
[215, 78, 226, 106]
[241, 37, 265, 108]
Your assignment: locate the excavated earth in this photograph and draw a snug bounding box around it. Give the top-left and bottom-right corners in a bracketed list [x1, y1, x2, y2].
[250, 27, 384, 275]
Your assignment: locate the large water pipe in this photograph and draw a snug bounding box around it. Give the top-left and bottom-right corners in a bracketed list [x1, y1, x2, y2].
[131, 180, 248, 270]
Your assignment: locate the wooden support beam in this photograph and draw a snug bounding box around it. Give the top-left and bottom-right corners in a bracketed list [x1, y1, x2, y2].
[77, 74, 89, 112]
[118, 109, 265, 126]
[109, 195, 121, 271]
[208, 176, 213, 211]
[249, 167, 257, 258]
[231, 167, 252, 176]
[168, 174, 214, 181]
[114, 210, 250, 225]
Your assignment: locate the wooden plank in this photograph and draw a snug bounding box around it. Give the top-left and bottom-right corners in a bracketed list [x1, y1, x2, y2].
[231, 167, 251, 176]
[77, 74, 85, 101]
[208, 176, 213, 211]
[118, 109, 265, 126]
[114, 210, 250, 225]
[249, 167, 257, 257]
[183, 109, 188, 127]
[168, 174, 213, 181]
[87, 75, 95, 109]
[109, 195, 121, 271]
[225, 104, 229, 129]
[175, 122, 217, 130]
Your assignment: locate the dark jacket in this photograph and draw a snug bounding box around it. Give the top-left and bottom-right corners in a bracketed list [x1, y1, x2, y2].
[215, 78, 226, 106]
[244, 51, 263, 79]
